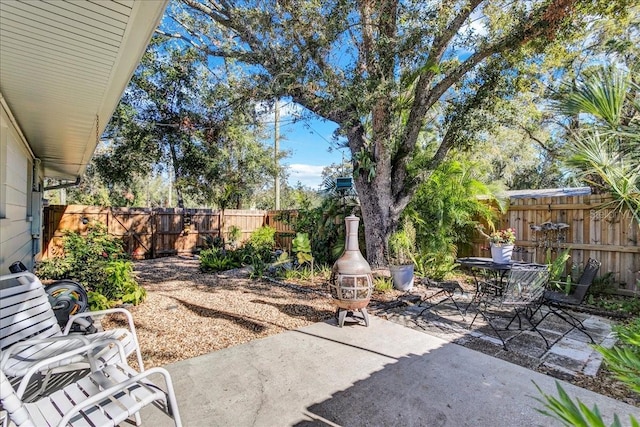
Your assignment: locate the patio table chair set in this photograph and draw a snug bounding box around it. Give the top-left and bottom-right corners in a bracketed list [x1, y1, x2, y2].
[0, 271, 182, 427]
[417, 257, 601, 351]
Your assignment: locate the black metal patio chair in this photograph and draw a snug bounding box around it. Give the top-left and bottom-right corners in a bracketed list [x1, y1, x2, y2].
[417, 278, 466, 319]
[469, 264, 550, 350]
[535, 258, 601, 343]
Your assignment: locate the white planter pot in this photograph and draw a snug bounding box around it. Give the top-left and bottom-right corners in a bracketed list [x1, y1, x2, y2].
[491, 244, 514, 264]
[389, 264, 414, 291]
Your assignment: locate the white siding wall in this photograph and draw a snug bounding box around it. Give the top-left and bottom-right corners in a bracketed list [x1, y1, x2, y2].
[0, 100, 42, 273]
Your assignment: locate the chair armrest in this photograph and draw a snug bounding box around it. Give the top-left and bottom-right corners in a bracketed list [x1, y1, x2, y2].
[546, 279, 572, 292]
[57, 366, 181, 427]
[63, 307, 136, 336]
[0, 335, 92, 368]
[15, 339, 127, 399]
[64, 307, 144, 371]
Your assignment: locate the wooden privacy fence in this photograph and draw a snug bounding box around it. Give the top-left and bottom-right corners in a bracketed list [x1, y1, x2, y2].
[464, 194, 639, 295]
[44, 198, 638, 294]
[42, 205, 297, 259]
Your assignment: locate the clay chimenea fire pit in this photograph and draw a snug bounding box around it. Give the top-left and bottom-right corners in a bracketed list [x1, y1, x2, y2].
[328, 215, 373, 327]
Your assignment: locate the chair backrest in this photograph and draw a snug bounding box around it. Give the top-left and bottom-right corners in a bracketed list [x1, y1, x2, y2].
[0, 272, 62, 351]
[572, 258, 601, 303]
[502, 264, 550, 306]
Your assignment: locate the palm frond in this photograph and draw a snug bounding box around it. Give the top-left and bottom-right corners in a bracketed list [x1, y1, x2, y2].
[555, 67, 629, 129]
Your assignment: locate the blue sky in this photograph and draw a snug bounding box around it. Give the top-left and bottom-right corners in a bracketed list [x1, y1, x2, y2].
[263, 103, 347, 189]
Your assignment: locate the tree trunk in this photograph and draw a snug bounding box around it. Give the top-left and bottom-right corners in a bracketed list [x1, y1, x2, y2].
[168, 138, 185, 209]
[357, 180, 391, 268]
[350, 130, 405, 268]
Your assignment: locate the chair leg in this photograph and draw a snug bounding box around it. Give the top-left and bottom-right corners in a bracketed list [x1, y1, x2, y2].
[552, 308, 595, 344]
[419, 288, 466, 320]
[505, 310, 522, 330]
[480, 311, 508, 351]
[536, 304, 595, 344]
[469, 305, 508, 351]
[508, 307, 550, 349]
[418, 289, 446, 316]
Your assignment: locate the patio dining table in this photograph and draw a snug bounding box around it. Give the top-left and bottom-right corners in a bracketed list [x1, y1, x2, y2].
[456, 257, 546, 309]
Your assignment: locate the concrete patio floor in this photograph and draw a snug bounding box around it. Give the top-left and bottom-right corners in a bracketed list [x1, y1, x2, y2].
[140, 316, 637, 427]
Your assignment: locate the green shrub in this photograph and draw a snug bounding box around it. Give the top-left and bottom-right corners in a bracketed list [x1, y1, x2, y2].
[199, 248, 241, 272]
[406, 159, 499, 281]
[227, 225, 242, 248]
[121, 281, 147, 306]
[374, 276, 394, 292]
[295, 266, 314, 281]
[388, 221, 416, 265]
[292, 233, 313, 266]
[243, 247, 268, 279]
[589, 272, 618, 297]
[248, 226, 276, 251]
[36, 221, 145, 310]
[588, 295, 640, 316]
[88, 291, 112, 311]
[413, 251, 457, 281]
[315, 264, 332, 281]
[102, 260, 146, 305]
[534, 381, 635, 427]
[598, 318, 640, 395]
[547, 248, 572, 282]
[290, 192, 358, 266]
[236, 226, 277, 273]
[202, 234, 224, 250]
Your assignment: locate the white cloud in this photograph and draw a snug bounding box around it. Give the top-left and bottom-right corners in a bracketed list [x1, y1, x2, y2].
[256, 100, 305, 122]
[278, 102, 304, 119]
[287, 164, 326, 188]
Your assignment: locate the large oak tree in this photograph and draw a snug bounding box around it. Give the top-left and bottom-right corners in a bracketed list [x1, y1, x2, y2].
[167, 0, 627, 266]
[99, 39, 275, 209]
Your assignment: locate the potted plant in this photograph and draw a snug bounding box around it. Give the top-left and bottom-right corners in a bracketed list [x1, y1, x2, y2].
[487, 228, 516, 263]
[388, 221, 416, 291]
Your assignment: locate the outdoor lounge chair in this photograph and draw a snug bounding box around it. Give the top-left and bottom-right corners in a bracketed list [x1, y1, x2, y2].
[535, 258, 601, 343]
[0, 272, 143, 399]
[468, 264, 550, 350]
[0, 340, 182, 427]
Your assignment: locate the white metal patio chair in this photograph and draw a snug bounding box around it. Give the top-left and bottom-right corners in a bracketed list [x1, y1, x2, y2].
[0, 272, 144, 399]
[0, 340, 182, 427]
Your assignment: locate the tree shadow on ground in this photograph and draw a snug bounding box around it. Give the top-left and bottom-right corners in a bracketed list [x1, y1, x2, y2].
[167, 296, 267, 332]
[251, 299, 335, 322]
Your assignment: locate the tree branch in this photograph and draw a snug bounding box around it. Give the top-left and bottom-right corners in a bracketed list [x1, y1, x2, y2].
[397, 0, 484, 159]
[519, 124, 558, 155]
[392, 0, 579, 200]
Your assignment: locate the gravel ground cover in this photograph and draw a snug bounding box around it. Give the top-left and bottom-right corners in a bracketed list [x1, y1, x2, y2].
[103, 256, 638, 408]
[102, 256, 336, 368]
